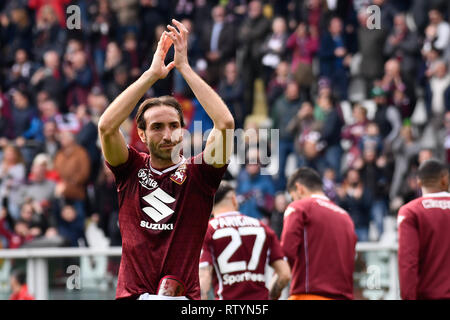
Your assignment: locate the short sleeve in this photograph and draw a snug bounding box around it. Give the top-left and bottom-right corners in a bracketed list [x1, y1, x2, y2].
[280, 204, 305, 267]
[263, 223, 285, 265]
[105, 145, 145, 185]
[188, 152, 228, 196]
[199, 226, 214, 268]
[397, 206, 420, 300]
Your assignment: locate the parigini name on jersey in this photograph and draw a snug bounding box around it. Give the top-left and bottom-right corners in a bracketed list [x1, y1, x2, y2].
[210, 215, 260, 230]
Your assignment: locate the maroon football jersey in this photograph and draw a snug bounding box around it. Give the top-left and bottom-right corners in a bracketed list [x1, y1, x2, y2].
[200, 211, 285, 300]
[281, 195, 357, 300]
[106, 145, 227, 300]
[398, 191, 450, 300]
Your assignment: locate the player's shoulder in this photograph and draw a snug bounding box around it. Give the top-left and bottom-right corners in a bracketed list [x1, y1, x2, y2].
[208, 212, 262, 229]
[400, 192, 450, 214]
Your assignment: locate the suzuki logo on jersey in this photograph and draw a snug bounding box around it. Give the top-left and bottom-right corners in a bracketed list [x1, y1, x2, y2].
[142, 188, 175, 223]
[138, 169, 158, 190]
[140, 221, 174, 230]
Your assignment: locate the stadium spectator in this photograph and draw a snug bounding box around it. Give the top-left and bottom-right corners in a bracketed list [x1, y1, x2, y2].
[91, 163, 120, 246]
[383, 13, 420, 88]
[269, 191, 287, 239]
[390, 125, 421, 201]
[379, 59, 416, 116]
[236, 147, 275, 221]
[237, 0, 271, 114]
[217, 61, 245, 129]
[286, 22, 319, 100]
[63, 47, 93, 110]
[282, 167, 357, 299]
[39, 119, 60, 160]
[316, 94, 344, 179]
[355, 147, 390, 240]
[30, 50, 64, 106]
[199, 182, 290, 300]
[0, 206, 34, 249]
[398, 159, 450, 299]
[425, 60, 450, 118]
[0, 144, 26, 220]
[19, 153, 56, 208]
[271, 81, 302, 190]
[75, 105, 102, 183]
[55, 202, 85, 247]
[261, 16, 288, 86]
[318, 16, 352, 100]
[9, 269, 34, 300]
[6, 48, 36, 89]
[31, 4, 66, 61]
[0, 5, 33, 66]
[266, 61, 289, 110]
[53, 130, 91, 219]
[372, 86, 402, 149]
[341, 103, 369, 170]
[426, 7, 450, 54]
[202, 5, 236, 87]
[357, 8, 388, 98]
[337, 168, 372, 241]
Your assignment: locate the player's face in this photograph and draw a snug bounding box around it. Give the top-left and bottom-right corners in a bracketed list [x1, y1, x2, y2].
[141, 106, 183, 162]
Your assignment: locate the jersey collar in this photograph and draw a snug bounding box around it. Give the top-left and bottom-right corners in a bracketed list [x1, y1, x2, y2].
[422, 191, 450, 198]
[148, 156, 186, 175]
[214, 211, 241, 218]
[311, 194, 329, 200]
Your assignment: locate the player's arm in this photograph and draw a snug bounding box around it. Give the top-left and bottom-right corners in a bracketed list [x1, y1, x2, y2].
[97, 32, 175, 166]
[167, 19, 234, 168]
[199, 265, 213, 300]
[397, 207, 420, 300]
[268, 259, 291, 300]
[280, 206, 304, 267]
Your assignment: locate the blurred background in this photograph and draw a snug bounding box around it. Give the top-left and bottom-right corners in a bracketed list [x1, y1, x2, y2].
[0, 0, 449, 300]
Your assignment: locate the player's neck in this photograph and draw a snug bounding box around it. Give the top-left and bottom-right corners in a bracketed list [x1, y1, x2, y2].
[306, 190, 326, 199]
[149, 154, 182, 171]
[421, 187, 448, 195]
[213, 207, 238, 217]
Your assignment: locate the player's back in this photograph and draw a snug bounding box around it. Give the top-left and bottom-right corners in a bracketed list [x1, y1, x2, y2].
[201, 211, 284, 300]
[398, 192, 450, 299]
[282, 195, 357, 299]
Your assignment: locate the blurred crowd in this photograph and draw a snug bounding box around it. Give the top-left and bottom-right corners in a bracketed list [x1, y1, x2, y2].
[0, 0, 449, 249]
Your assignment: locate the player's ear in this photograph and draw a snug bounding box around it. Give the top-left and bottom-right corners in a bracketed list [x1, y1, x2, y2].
[137, 128, 147, 144]
[441, 172, 449, 190]
[231, 192, 238, 210]
[417, 178, 422, 189]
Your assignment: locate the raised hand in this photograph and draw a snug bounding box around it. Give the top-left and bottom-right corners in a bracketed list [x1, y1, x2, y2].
[166, 19, 190, 70]
[148, 31, 175, 79]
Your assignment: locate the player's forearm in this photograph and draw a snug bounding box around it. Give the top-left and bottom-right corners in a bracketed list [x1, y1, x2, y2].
[199, 266, 212, 300]
[98, 71, 158, 134]
[178, 64, 234, 130]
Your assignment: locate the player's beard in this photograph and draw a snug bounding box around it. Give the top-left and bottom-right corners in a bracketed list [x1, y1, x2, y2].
[149, 139, 183, 164]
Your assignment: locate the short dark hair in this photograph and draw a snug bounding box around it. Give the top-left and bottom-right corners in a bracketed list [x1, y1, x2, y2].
[214, 181, 235, 206]
[135, 96, 185, 130]
[11, 269, 26, 285]
[418, 159, 448, 186]
[287, 167, 323, 192]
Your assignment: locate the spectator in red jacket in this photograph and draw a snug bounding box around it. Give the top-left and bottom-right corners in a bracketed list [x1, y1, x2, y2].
[9, 269, 35, 300]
